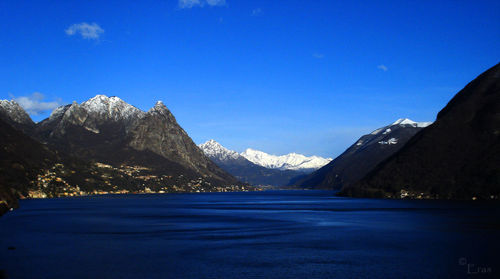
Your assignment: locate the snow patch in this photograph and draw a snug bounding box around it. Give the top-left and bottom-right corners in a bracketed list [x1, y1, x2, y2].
[378, 138, 398, 145]
[392, 118, 432, 128]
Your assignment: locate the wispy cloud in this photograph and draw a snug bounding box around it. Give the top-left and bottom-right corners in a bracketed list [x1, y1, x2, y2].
[11, 92, 61, 115]
[313, 53, 325, 59]
[178, 0, 226, 8]
[252, 8, 262, 16]
[377, 64, 388, 72]
[65, 22, 104, 40]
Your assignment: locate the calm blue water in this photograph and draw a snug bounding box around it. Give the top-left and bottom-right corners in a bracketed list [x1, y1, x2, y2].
[0, 191, 499, 279]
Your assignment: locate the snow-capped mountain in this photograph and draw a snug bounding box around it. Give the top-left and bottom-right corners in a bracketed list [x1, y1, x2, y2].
[295, 118, 432, 190]
[33, 94, 241, 187]
[198, 140, 319, 186]
[199, 139, 332, 172]
[240, 149, 332, 171]
[199, 139, 241, 162]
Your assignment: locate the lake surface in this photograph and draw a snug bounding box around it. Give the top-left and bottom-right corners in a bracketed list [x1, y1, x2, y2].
[0, 191, 499, 279]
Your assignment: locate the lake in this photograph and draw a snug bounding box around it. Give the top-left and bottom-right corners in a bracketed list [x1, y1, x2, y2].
[0, 191, 499, 278]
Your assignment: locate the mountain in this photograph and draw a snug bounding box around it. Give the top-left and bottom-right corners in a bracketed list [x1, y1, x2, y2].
[240, 149, 332, 172]
[340, 62, 500, 199]
[294, 118, 432, 190]
[0, 100, 35, 134]
[33, 95, 241, 188]
[199, 140, 307, 186]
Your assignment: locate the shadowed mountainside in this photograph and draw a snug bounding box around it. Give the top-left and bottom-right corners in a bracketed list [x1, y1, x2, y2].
[340, 62, 500, 199]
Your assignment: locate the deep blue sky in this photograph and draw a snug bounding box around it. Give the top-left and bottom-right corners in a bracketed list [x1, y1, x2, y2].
[1, 0, 499, 157]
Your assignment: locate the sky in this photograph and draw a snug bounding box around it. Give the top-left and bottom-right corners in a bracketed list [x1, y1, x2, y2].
[0, 0, 499, 158]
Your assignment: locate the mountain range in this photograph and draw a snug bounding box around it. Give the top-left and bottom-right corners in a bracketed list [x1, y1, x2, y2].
[198, 140, 331, 186]
[0, 95, 251, 214]
[1, 62, 498, 213]
[294, 118, 432, 190]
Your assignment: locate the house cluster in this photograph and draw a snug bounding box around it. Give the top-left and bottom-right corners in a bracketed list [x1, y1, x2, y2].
[24, 162, 254, 199]
[31, 164, 85, 198]
[400, 189, 437, 199]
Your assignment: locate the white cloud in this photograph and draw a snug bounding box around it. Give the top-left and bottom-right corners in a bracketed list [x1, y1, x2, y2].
[377, 64, 388, 72]
[252, 8, 262, 16]
[12, 92, 61, 116]
[65, 22, 104, 40]
[313, 53, 325, 59]
[178, 0, 225, 8]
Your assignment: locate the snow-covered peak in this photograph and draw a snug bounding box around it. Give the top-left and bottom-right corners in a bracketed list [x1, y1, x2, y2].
[199, 140, 241, 161]
[0, 99, 33, 125]
[240, 148, 332, 171]
[391, 118, 432, 128]
[81, 94, 143, 121]
[371, 118, 432, 135]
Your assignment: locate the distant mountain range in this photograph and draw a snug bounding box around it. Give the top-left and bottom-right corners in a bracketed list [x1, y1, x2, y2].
[294, 118, 432, 190]
[240, 148, 332, 172]
[199, 140, 331, 186]
[0, 95, 251, 214]
[341, 62, 500, 199]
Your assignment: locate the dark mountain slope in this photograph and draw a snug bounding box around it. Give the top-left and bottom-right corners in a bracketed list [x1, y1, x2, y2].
[295, 119, 430, 190]
[341, 62, 500, 199]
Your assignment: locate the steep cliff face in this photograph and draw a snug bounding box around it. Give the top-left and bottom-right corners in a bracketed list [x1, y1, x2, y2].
[341, 63, 500, 199]
[129, 102, 207, 170]
[128, 102, 237, 183]
[295, 119, 431, 190]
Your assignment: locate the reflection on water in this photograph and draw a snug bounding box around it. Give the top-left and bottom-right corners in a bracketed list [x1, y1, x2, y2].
[0, 191, 499, 279]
